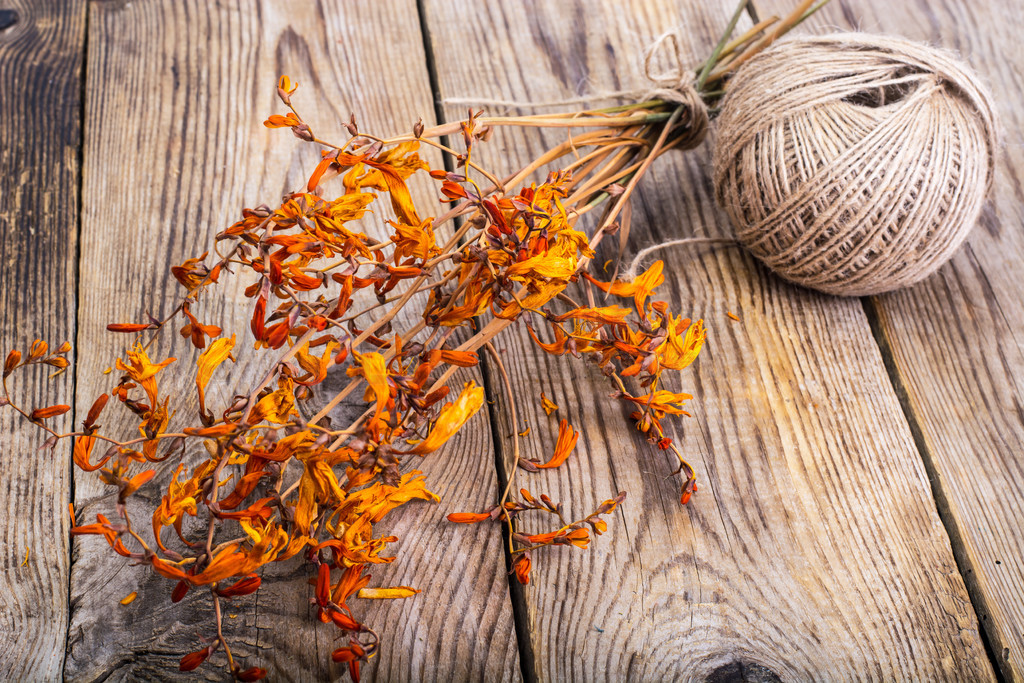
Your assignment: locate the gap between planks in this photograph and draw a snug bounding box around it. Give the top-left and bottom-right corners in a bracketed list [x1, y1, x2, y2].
[64, 2, 90, 679]
[746, 0, 1021, 678]
[412, 1, 539, 679]
[860, 295, 1005, 680]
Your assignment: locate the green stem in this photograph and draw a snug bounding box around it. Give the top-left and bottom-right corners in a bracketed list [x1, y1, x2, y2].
[696, 0, 748, 91]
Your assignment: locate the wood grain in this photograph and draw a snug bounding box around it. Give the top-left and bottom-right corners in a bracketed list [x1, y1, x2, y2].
[68, 1, 518, 680]
[751, 0, 1024, 678]
[423, 0, 995, 679]
[0, 0, 85, 679]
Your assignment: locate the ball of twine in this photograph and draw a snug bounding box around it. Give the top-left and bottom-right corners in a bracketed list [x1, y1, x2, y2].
[712, 33, 998, 296]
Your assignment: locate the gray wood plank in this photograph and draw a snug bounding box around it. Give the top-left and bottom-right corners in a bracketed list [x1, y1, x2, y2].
[67, 1, 519, 680]
[0, 0, 85, 679]
[424, 0, 995, 679]
[752, 0, 1024, 678]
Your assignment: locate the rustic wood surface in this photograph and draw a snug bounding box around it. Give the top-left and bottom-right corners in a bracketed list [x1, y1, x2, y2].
[0, 0, 85, 679]
[64, 1, 517, 681]
[750, 2, 1024, 679]
[424, 0, 995, 680]
[0, 0, 1020, 680]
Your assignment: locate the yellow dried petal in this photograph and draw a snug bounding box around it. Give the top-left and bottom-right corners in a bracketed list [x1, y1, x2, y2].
[410, 381, 484, 455]
[357, 586, 421, 599]
[196, 334, 236, 412]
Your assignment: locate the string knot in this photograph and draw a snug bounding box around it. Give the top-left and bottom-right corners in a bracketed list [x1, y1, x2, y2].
[643, 31, 709, 149]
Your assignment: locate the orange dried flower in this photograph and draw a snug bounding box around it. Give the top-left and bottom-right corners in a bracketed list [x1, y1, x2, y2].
[410, 382, 485, 455]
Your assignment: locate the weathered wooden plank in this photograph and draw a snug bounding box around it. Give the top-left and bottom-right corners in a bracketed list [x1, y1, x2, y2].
[0, 0, 85, 679]
[424, 0, 995, 679]
[749, 0, 1024, 678]
[68, 1, 519, 680]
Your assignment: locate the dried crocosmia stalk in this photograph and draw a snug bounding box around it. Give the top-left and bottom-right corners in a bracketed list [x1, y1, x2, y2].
[0, 2, 828, 677]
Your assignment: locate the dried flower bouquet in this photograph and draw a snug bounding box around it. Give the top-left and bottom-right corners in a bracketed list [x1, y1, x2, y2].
[1, 1, 826, 679]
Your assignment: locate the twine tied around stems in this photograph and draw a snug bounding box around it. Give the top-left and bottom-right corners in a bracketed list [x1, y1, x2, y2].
[640, 30, 709, 150]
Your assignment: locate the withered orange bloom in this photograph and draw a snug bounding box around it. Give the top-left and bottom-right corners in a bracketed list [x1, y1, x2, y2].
[534, 419, 578, 469]
[524, 530, 559, 544]
[152, 462, 207, 550]
[195, 334, 235, 415]
[179, 306, 221, 349]
[389, 217, 439, 262]
[121, 469, 156, 498]
[179, 646, 213, 672]
[236, 667, 268, 682]
[171, 252, 221, 292]
[28, 339, 48, 360]
[409, 381, 485, 455]
[436, 349, 479, 367]
[504, 254, 577, 280]
[348, 352, 390, 425]
[277, 74, 297, 97]
[512, 554, 531, 584]
[29, 404, 71, 420]
[357, 586, 420, 599]
[526, 323, 569, 355]
[525, 527, 590, 548]
[585, 260, 665, 315]
[3, 349, 21, 376]
[540, 392, 558, 415]
[116, 344, 175, 406]
[183, 423, 237, 437]
[295, 340, 338, 386]
[331, 647, 358, 663]
[246, 377, 297, 425]
[315, 563, 332, 611]
[658, 318, 706, 371]
[106, 323, 153, 333]
[681, 479, 698, 505]
[70, 514, 119, 546]
[564, 528, 590, 548]
[264, 112, 301, 129]
[554, 305, 634, 325]
[150, 556, 191, 582]
[73, 436, 110, 472]
[446, 512, 491, 524]
[83, 393, 109, 431]
[623, 390, 693, 418]
[331, 564, 371, 607]
[72, 514, 133, 558]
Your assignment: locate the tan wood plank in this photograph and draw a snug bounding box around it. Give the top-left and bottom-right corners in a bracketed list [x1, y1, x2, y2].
[424, 0, 995, 679]
[0, 0, 85, 679]
[67, 1, 519, 680]
[750, 0, 1024, 678]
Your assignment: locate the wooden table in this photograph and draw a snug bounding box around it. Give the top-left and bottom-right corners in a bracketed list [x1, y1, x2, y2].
[1, 0, 1021, 680]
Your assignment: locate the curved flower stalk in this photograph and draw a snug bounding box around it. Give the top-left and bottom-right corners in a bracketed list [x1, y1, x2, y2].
[2, 2, 827, 679]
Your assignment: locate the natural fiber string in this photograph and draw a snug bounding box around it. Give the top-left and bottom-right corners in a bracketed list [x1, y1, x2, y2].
[640, 30, 709, 149]
[623, 237, 736, 281]
[445, 28, 718, 281]
[713, 33, 998, 296]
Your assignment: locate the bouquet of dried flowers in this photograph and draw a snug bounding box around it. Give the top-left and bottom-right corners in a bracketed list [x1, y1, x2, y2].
[1, 1, 826, 679]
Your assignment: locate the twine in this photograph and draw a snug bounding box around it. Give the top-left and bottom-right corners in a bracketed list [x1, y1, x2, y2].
[623, 237, 735, 281]
[640, 30, 709, 149]
[712, 33, 998, 296]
